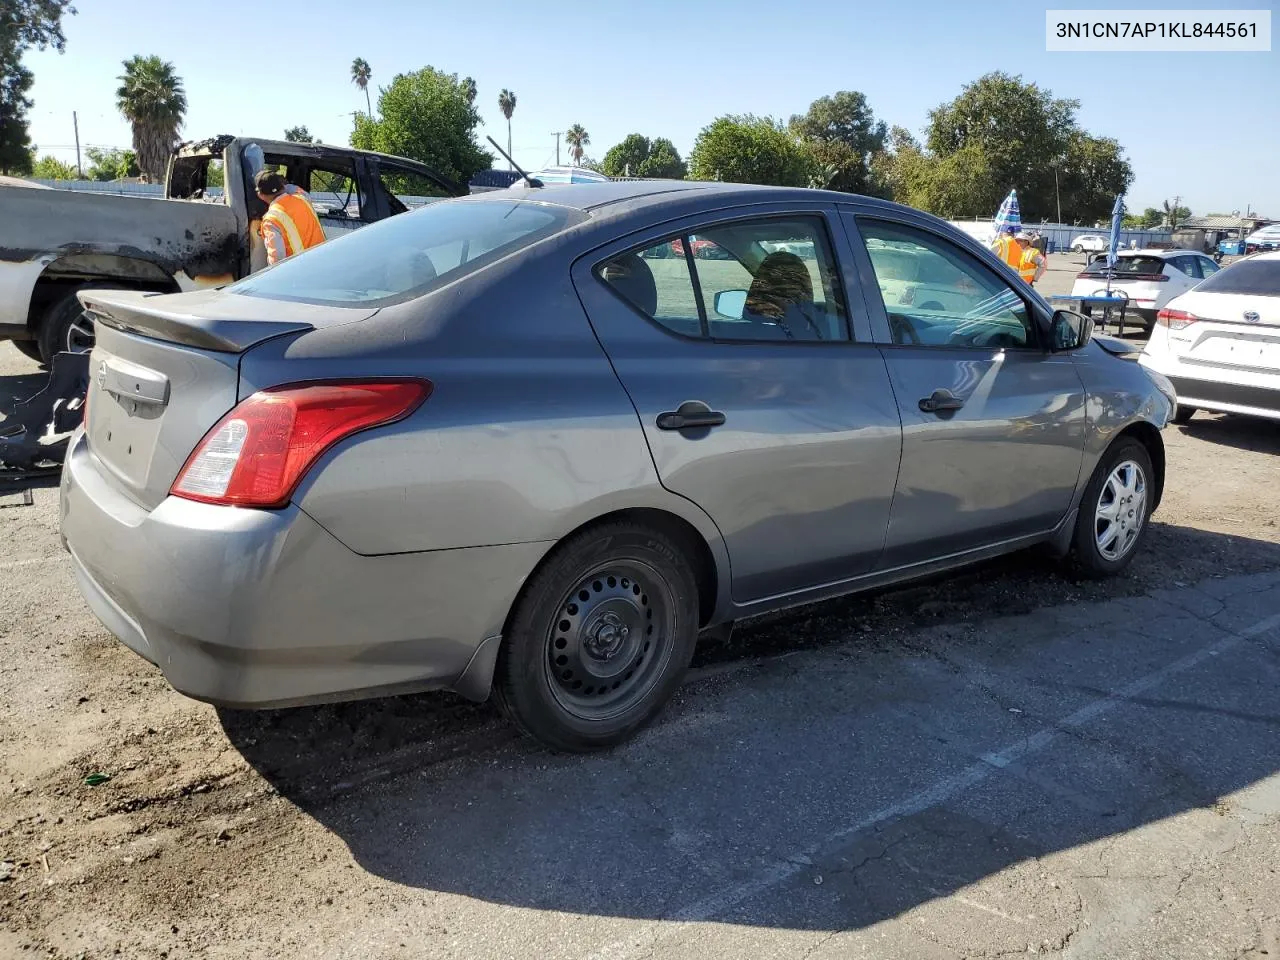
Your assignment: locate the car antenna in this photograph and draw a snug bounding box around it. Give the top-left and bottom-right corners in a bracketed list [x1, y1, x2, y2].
[487, 136, 542, 188]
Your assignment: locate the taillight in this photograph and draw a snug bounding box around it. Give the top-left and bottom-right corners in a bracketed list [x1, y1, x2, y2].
[1156, 308, 1199, 331]
[170, 379, 431, 508]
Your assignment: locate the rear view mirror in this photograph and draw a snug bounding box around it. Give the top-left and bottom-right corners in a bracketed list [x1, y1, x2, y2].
[1050, 309, 1094, 352]
[714, 289, 747, 320]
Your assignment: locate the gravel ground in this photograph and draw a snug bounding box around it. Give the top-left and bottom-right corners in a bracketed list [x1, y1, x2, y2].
[2, 270, 1279, 960]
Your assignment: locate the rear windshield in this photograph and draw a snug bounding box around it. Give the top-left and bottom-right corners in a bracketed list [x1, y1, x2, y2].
[232, 198, 584, 306]
[1193, 259, 1280, 296]
[1081, 256, 1166, 276]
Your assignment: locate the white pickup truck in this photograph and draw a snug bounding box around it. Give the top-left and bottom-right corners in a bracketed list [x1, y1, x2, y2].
[0, 135, 461, 364]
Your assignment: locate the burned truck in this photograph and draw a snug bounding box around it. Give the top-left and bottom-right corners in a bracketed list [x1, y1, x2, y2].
[0, 136, 461, 476]
[0, 135, 462, 364]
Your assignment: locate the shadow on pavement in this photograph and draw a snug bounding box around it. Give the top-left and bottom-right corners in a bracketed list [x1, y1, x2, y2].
[1178, 412, 1280, 455]
[221, 524, 1280, 933]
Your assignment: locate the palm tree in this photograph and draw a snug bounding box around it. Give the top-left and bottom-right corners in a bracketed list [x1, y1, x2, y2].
[115, 56, 187, 183]
[1162, 198, 1183, 232]
[461, 77, 477, 106]
[565, 124, 590, 166]
[351, 57, 373, 117]
[497, 89, 517, 170]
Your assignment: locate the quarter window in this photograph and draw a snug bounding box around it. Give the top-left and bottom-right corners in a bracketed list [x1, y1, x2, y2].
[597, 217, 850, 342]
[857, 220, 1037, 349]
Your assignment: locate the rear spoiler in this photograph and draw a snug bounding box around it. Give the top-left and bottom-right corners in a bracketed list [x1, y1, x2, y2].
[79, 289, 315, 353]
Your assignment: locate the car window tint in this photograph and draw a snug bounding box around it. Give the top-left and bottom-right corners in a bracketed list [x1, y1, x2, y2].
[858, 219, 1035, 349]
[1081, 256, 1166, 276]
[1199, 257, 1219, 276]
[598, 216, 850, 342]
[695, 217, 849, 341]
[232, 198, 583, 306]
[1194, 259, 1280, 295]
[1171, 256, 1201, 279]
[598, 242, 702, 337]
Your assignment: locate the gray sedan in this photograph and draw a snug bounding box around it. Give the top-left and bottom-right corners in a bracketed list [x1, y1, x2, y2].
[59, 181, 1175, 751]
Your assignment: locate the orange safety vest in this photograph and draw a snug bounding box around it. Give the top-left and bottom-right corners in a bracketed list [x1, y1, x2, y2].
[260, 189, 326, 262]
[994, 235, 1040, 284]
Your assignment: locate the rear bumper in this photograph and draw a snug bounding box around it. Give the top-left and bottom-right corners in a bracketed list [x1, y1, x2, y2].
[1140, 356, 1280, 421]
[59, 429, 547, 707]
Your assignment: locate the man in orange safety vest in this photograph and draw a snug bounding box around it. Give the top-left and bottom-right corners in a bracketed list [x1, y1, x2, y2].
[255, 170, 326, 266]
[991, 224, 1045, 286]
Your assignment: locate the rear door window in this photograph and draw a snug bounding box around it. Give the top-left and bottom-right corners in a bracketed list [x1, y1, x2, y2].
[232, 198, 583, 306]
[1081, 256, 1168, 277]
[596, 216, 850, 342]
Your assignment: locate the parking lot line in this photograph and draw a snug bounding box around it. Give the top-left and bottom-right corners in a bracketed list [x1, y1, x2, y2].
[582, 610, 1280, 960]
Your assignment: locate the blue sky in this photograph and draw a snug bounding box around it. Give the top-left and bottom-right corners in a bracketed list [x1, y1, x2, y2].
[23, 0, 1278, 216]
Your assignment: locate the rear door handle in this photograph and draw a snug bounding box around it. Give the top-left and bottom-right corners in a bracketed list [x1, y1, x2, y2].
[918, 389, 965, 413]
[656, 401, 726, 431]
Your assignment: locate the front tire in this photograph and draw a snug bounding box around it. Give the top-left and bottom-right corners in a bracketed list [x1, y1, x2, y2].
[493, 522, 700, 751]
[1072, 438, 1154, 578]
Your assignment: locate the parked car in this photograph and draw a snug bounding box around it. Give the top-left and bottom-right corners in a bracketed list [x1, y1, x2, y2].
[61, 182, 1174, 751]
[0, 135, 462, 364]
[1140, 251, 1280, 423]
[1071, 249, 1221, 330]
[1071, 234, 1109, 254]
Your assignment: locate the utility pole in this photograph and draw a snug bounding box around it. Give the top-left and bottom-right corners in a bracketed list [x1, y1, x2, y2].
[1171, 194, 1181, 232]
[73, 111, 82, 178]
[551, 131, 561, 166]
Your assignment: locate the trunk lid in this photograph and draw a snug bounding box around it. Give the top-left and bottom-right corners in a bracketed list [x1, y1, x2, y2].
[1170, 291, 1280, 373]
[79, 288, 377, 509]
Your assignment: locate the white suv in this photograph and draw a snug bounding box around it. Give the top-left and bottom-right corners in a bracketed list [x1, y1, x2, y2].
[1070, 234, 1109, 253]
[1140, 252, 1280, 423]
[1070, 249, 1221, 331]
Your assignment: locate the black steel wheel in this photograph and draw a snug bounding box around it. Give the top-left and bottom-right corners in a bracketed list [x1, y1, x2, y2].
[494, 521, 700, 751]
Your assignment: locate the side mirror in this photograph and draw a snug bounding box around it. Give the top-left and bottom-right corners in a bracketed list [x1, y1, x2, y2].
[714, 289, 747, 320]
[1050, 309, 1093, 352]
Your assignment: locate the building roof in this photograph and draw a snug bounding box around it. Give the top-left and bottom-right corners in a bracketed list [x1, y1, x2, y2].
[1181, 215, 1272, 229]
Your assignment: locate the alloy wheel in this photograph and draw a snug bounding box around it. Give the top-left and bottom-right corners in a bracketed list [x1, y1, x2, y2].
[1095, 459, 1147, 562]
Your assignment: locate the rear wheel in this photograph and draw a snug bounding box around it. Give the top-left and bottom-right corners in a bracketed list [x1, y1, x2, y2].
[493, 521, 700, 751]
[1071, 438, 1154, 578]
[1172, 405, 1197, 425]
[37, 286, 110, 364]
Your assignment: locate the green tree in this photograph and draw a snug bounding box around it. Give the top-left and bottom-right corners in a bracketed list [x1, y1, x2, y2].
[925, 71, 1078, 220]
[601, 133, 686, 179]
[85, 146, 139, 181]
[497, 88, 516, 169]
[1044, 131, 1132, 224]
[461, 76, 477, 105]
[351, 57, 372, 117]
[284, 125, 313, 143]
[0, 1, 75, 174]
[565, 123, 590, 166]
[116, 55, 187, 182]
[688, 115, 810, 187]
[1162, 199, 1191, 230]
[789, 91, 886, 194]
[30, 153, 76, 179]
[351, 66, 491, 185]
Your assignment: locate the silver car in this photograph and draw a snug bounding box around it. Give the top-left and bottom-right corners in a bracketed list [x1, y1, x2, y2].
[59, 182, 1175, 751]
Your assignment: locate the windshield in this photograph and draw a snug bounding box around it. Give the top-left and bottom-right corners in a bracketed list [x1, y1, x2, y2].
[233, 198, 584, 306]
[1194, 259, 1280, 296]
[1082, 256, 1166, 276]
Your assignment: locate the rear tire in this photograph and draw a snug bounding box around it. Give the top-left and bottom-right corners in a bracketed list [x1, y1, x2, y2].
[1172, 405, 1197, 425]
[493, 521, 700, 752]
[1071, 438, 1154, 579]
[38, 288, 95, 364]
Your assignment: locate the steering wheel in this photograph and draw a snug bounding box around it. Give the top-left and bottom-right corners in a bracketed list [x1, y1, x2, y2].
[888, 313, 922, 345]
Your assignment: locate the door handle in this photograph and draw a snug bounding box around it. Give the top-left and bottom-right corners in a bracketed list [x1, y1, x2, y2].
[656, 401, 726, 431]
[918, 389, 965, 413]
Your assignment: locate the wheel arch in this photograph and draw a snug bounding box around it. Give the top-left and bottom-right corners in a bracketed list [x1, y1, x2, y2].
[27, 254, 182, 334]
[1116, 420, 1166, 511]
